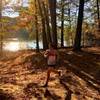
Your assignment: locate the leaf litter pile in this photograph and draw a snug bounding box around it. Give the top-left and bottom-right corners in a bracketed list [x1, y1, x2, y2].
[0, 47, 100, 100]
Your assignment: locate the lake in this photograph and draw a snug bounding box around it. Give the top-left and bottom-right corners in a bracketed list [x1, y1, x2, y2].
[3, 39, 43, 51]
[2, 38, 67, 51]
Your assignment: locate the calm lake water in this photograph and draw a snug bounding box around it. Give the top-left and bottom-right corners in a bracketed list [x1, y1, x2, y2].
[3, 40, 43, 51]
[3, 38, 67, 51]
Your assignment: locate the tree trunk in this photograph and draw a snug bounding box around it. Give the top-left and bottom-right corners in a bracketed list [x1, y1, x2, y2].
[37, 0, 48, 50]
[0, 0, 3, 54]
[48, 0, 57, 48]
[73, 0, 85, 51]
[97, 0, 100, 30]
[61, 0, 64, 47]
[68, 1, 73, 47]
[42, 1, 52, 44]
[34, 0, 39, 52]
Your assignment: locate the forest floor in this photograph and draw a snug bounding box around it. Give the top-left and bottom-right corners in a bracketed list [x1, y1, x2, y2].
[0, 47, 100, 100]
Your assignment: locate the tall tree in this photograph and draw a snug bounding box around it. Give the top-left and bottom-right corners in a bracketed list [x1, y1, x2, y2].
[42, 1, 52, 44]
[37, 0, 48, 50]
[34, 0, 39, 52]
[0, 0, 3, 54]
[96, 0, 100, 29]
[48, 0, 57, 48]
[61, 0, 64, 47]
[73, 0, 85, 51]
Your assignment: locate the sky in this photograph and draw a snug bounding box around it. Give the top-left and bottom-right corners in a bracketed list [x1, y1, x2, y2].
[2, 0, 28, 18]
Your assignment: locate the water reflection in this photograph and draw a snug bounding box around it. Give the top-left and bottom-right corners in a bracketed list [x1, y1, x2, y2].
[3, 38, 67, 51]
[3, 40, 43, 51]
[4, 42, 19, 51]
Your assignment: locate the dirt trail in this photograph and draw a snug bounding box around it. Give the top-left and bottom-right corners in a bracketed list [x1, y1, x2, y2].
[0, 47, 100, 100]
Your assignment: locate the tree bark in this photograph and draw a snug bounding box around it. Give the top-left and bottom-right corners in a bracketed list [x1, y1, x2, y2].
[97, 0, 100, 30]
[42, 1, 52, 44]
[37, 0, 48, 50]
[48, 0, 57, 48]
[34, 0, 39, 52]
[73, 0, 85, 51]
[61, 0, 64, 47]
[0, 0, 3, 54]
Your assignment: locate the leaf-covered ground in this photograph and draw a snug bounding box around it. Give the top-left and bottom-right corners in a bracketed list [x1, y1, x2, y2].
[0, 47, 100, 100]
